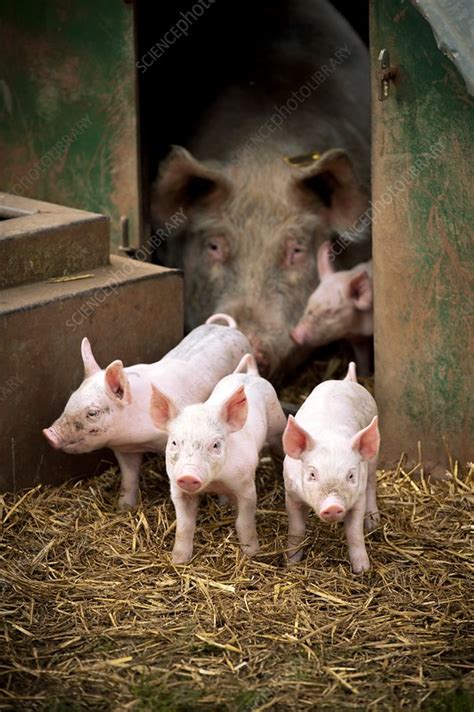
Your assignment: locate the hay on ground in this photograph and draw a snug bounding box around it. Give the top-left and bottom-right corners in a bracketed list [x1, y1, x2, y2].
[0, 454, 472, 711]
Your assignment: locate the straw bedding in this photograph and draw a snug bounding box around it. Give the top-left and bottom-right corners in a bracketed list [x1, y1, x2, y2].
[1, 359, 472, 711]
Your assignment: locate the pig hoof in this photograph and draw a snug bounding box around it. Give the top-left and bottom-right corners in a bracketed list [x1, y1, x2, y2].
[286, 550, 304, 566]
[364, 511, 380, 531]
[241, 542, 260, 557]
[172, 549, 193, 564]
[351, 554, 370, 574]
[118, 500, 137, 512]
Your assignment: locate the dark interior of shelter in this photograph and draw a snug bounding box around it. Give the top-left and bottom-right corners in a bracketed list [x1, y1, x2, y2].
[136, 0, 369, 234]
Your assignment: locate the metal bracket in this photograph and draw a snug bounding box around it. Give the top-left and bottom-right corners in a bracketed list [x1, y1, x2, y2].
[377, 49, 397, 101]
[118, 215, 140, 258]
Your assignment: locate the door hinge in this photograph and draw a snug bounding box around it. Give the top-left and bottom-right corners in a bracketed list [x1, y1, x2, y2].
[377, 49, 397, 101]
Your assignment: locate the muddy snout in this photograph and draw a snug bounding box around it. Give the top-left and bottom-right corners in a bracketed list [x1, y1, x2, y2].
[319, 496, 346, 522]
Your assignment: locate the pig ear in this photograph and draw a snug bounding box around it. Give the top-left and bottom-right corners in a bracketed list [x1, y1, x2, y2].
[219, 385, 248, 432]
[151, 145, 231, 222]
[282, 416, 315, 460]
[351, 416, 380, 461]
[104, 361, 131, 404]
[149, 385, 179, 431]
[295, 148, 368, 232]
[316, 240, 335, 280]
[81, 337, 101, 378]
[349, 271, 372, 311]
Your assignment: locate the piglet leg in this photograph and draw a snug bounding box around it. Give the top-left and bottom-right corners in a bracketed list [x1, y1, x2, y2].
[364, 459, 380, 531]
[234, 482, 260, 557]
[114, 451, 142, 510]
[344, 496, 370, 573]
[285, 493, 309, 564]
[171, 489, 199, 564]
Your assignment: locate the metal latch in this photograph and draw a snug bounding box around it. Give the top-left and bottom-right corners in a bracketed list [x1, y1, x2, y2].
[377, 49, 397, 101]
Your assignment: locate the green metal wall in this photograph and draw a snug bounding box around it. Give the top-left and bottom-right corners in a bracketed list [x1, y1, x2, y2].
[0, 0, 141, 251]
[371, 0, 473, 464]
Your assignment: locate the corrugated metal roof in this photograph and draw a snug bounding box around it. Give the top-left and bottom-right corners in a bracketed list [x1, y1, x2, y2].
[412, 0, 474, 95]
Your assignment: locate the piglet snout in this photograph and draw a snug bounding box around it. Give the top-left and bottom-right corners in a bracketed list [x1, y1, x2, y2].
[319, 498, 346, 522]
[43, 427, 61, 450]
[177, 474, 203, 493]
[290, 324, 307, 346]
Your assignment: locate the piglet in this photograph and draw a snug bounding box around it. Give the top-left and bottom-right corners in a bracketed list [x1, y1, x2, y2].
[150, 353, 287, 563]
[291, 241, 373, 374]
[43, 318, 250, 510]
[282, 362, 380, 573]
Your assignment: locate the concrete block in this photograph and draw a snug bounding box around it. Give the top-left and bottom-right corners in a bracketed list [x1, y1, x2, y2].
[0, 256, 183, 491]
[0, 193, 110, 289]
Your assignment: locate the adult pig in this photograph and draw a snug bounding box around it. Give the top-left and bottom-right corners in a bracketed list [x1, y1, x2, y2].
[291, 241, 373, 373]
[151, 0, 370, 379]
[150, 353, 287, 563]
[43, 319, 250, 509]
[282, 363, 380, 572]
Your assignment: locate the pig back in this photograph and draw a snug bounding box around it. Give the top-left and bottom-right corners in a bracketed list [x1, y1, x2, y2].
[190, 0, 370, 182]
[298, 380, 377, 436]
[163, 324, 251, 381]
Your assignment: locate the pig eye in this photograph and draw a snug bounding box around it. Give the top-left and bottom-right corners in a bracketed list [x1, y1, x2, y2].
[170, 439, 177, 448]
[308, 469, 318, 481]
[284, 240, 307, 267]
[206, 237, 228, 263]
[87, 409, 100, 419]
[212, 440, 222, 453]
[347, 470, 356, 483]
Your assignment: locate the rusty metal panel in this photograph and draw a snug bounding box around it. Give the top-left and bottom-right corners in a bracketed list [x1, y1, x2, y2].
[371, 0, 473, 465]
[0, 0, 141, 251]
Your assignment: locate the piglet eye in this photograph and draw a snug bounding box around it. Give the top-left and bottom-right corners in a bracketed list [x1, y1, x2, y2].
[347, 470, 355, 481]
[213, 441, 221, 451]
[308, 470, 318, 480]
[170, 439, 177, 448]
[87, 409, 99, 418]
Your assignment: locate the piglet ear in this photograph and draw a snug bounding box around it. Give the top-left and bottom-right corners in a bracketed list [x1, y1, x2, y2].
[149, 385, 179, 431]
[349, 271, 372, 311]
[282, 416, 315, 460]
[317, 240, 335, 280]
[104, 360, 131, 403]
[81, 337, 101, 378]
[351, 415, 380, 461]
[219, 385, 248, 432]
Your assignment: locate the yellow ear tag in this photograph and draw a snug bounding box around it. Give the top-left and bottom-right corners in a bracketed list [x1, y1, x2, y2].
[283, 152, 321, 168]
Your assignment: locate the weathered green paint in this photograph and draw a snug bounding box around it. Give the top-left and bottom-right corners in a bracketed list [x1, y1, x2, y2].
[371, 0, 473, 464]
[0, 0, 141, 251]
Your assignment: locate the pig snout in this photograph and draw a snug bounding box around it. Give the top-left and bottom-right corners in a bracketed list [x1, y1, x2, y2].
[290, 322, 309, 346]
[319, 496, 346, 522]
[176, 473, 203, 493]
[43, 426, 61, 450]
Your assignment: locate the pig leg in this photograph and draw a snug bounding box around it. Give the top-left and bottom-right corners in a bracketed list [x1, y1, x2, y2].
[285, 493, 310, 564]
[267, 413, 287, 473]
[364, 459, 380, 531]
[114, 451, 142, 510]
[344, 496, 370, 573]
[351, 340, 372, 376]
[170, 489, 199, 564]
[234, 482, 260, 557]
